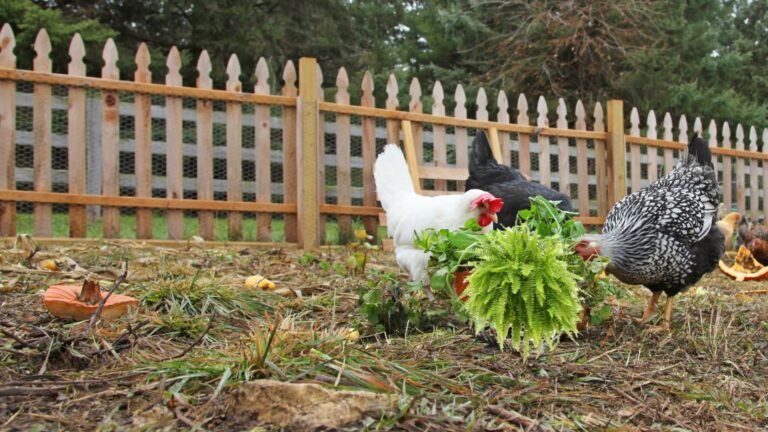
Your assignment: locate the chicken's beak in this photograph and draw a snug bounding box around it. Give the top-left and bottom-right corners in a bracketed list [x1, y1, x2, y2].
[490, 213, 498, 224]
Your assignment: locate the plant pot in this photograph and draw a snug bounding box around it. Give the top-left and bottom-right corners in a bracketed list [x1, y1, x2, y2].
[453, 269, 472, 302]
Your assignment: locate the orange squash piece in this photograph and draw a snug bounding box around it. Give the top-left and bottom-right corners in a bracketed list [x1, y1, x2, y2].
[43, 277, 138, 321]
[719, 246, 768, 282]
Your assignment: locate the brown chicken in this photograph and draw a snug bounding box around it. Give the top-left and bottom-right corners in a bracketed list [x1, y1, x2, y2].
[737, 216, 768, 265]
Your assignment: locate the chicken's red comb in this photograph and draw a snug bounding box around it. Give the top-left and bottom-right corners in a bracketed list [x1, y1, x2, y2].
[471, 193, 504, 213]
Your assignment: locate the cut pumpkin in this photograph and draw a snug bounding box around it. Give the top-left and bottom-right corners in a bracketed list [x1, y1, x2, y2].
[43, 277, 139, 321]
[718, 246, 768, 282]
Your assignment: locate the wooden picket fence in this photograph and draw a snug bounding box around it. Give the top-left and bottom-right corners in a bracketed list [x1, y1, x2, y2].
[1, 24, 767, 249]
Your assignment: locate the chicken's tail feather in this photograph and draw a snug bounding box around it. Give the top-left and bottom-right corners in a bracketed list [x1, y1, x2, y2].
[374, 144, 415, 211]
[685, 133, 713, 168]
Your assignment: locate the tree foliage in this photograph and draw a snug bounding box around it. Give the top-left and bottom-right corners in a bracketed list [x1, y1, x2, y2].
[0, 0, 114, 74]
[0, 0, 766, 128]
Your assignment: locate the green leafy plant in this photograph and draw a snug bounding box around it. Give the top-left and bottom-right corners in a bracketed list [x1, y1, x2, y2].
[346, 228, 378, 276]
[357, 272, 449, 335]
[463, 226, 582, 356]
[519, 196, 618, 324]
[413, 219, 484, 295]
[517, 196, 584, 240]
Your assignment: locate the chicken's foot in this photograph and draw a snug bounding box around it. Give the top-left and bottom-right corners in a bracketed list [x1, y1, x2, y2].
[647, 296, 674, 333]
[634, 291, 661, 324]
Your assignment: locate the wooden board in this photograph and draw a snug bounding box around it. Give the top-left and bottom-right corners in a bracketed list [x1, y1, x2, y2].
[225, 55, 243, 240]
[101, 39, 121, 238]
[254, 58, 273, 242]
[196, 51, 215, 240]
[335, 68, 353, 243]
[282, 61, 298, 242]
[0, 68, 295, 106]
[134, 43, 153, 239]
[297, 58, 320, 249]
[33, 30, 53, 237]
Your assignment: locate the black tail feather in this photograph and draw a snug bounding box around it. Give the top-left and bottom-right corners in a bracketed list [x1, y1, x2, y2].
[687, 133, 713, 168]
[469, 131, 497, 172]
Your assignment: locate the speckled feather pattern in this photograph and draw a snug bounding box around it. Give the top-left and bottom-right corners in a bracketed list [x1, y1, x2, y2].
[601, 145, 724, 295]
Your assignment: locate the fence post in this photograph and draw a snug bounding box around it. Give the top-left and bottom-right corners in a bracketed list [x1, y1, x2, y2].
[606, 99, 626, 207]
[297, 57, 320, 249]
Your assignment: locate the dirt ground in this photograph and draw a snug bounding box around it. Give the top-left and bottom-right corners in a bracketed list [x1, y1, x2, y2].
[0, 239, 766, 431]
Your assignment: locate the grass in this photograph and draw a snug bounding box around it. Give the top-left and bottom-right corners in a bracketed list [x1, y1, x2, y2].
[0, 240, 766, 431]
[14, 212, 383, 244]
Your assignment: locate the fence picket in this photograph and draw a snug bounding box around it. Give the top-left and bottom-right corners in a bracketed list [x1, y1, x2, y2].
[679, 115, 689, 143]
[432, 81, 447, 191]
[662, 112, 674, 175]
[254, 57, 271, 241]
[574, 100, 588, 216]
[32, 30, 52, 237]
[282, 61, 298, 242]
[225, 54, 243, 240]
[722, 122, 733, 210]
[409, 78, 423, 167]
[497, 91, 510, 165]
[749, 126, 759, 220]
[708, 120, 720, 188]
[361, 71, 377, 234]
[763, 129, 768, 221]
[556, 98, 569, 195]
[316, 65, 327, 242]
[629, 107, 641, 193]
[101, 38, 120, 238]
[593, 103, 607, 216]
[517, 94, 531, 178]
[67, 34, 87, 238]
[536, 96, 550, 187]
[166, 47, 184, 240]
[646, 110, 658, 183]
[736, 123, 747, 214]
[0, 24, 15, 236]
[196, 50, 215, 240]
[385, 74, 399, 144]
[335, 67, 352, 242]
[454, 85, 468, 191]
[736, 124, 746, 212]
[135, 42, 153, 239]
[476, 88, 488, 122]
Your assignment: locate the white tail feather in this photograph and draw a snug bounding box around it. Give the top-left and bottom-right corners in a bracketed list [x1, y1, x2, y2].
[374, 144, 416, 211]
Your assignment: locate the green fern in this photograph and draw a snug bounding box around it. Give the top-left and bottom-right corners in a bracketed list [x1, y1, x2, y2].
[463, 226, 581, 357]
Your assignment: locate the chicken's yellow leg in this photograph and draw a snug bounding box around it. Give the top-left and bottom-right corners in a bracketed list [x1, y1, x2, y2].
[661, 295, 674, 332]
[647, 295, 674, 333]
[635, 291, 661, 324]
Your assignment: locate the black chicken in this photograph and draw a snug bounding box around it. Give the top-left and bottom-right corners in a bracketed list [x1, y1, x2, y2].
[575, 134, 724, 331]
[465, 131, 573, 228]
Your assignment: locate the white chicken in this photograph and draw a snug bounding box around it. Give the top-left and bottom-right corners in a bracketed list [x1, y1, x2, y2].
[374, 144, 503, 283]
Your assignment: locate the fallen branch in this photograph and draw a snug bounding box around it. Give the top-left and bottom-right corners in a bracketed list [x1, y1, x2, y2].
[0, 386, 64, 397]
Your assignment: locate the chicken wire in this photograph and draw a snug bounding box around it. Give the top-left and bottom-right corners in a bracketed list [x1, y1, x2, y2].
[11, 80, 290, 240]
[20, 77, 743, 241]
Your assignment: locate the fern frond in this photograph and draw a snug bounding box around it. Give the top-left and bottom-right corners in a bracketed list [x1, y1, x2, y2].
[464, 226, 581, 359]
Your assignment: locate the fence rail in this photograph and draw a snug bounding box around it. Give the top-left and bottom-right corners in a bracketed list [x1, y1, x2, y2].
[1, 24, 768, 248]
